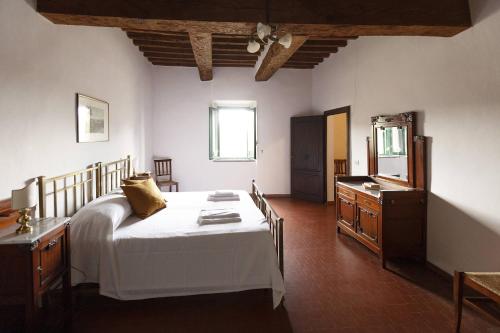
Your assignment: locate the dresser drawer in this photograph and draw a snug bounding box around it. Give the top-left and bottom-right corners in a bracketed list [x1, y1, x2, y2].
[337, 186, 356, 201]
[38, 228, 66, 288]
[357, 195, 380, 212]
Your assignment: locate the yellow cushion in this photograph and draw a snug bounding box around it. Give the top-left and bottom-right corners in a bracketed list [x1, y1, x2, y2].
[123, 178, 162, 196]
[121, 179, 166, 219]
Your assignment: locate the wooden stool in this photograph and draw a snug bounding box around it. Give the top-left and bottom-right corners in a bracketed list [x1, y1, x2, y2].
[454, 271, 500, 332]
[153, 158, 179, 192]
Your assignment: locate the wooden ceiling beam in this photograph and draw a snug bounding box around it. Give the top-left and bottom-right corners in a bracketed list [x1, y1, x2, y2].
[149, 58, 196, 64]
[213, 54, 258, 60]
[283, 65, 315, 69]
[127, 33, 190, 43]
[139, 46, 194, 54]
[298, 46, 341, 52]
[286, 61, 321, 65]
[189, 32, 213, 81]
[133, 40, 193, 49]
[141, 47, 261, 58]
[124, 29, 187, 37]
[213, 49, 260, 55]
[303, 40, 348, 47]
[149, 57, 255, 64]
[295, 48, 338, 54]
[294, 51, 330, 58]
[152, 62, 198, 67]
[37, 0, 471, 37]
[288, 56, 325, 63]
[214, 64, 254, 67]
[143, 52, 194, 59]
[212, 39, 248, 45]
[255, 35, 308, 81]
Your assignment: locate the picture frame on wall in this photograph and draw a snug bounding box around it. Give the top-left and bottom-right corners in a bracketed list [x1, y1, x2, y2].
[76, 93, 109, 143]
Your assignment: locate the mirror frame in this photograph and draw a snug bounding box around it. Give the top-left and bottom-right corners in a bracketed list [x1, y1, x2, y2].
[368, 112, 416, 188]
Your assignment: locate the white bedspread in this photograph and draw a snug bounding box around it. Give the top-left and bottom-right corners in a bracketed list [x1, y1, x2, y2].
[70, 190, 285, 308]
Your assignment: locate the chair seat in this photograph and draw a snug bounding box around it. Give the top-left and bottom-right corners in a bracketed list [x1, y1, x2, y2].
[466, 272, 500, 297]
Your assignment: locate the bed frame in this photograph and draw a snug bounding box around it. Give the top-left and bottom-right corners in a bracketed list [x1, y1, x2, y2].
[251, 180, 285, 278]
[37, 156, 131, 218]
[36, 159, 284, 278]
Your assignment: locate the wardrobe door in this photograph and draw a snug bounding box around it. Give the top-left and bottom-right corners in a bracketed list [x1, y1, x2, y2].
[291, 116, 325, 202]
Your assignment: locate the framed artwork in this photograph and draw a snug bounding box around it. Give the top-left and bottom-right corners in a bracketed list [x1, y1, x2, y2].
[76, 94, 109, 143]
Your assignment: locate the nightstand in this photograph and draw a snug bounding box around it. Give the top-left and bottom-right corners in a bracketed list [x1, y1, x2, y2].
[0, 217, 71, 333]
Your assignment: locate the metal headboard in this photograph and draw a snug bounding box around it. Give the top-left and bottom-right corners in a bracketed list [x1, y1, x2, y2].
[37, 155, 132, 218]
[38, 165, 99, 218]
[98, 155, 131, 196]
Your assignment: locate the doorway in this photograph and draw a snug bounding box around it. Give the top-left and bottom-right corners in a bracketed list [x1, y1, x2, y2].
[324, 106, 350, 204]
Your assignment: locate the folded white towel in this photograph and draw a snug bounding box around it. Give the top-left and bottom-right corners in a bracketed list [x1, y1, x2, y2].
[197, 216, 242, 225]
[207, 194, 240, 202]
[200, 208, 240, 219]
[213, 191, 235, 197]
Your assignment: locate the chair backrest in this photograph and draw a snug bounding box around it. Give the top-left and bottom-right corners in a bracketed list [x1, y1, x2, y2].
[154, 159, 172, 180]
[334, 159, 347, 175]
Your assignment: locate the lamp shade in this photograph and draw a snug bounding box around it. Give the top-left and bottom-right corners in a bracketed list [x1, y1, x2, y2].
[257, 22, 272, 41]
[11, 179, 37, 210]
[247, 40, 261, 53]
[278, 33, 293, 49]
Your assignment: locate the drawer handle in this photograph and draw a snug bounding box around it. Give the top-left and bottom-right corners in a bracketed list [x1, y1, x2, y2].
[47, 239, 59, 249]
[37, 266, 43, 273]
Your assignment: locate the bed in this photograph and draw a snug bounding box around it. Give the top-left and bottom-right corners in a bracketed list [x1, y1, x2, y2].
[36, 156, 285, 307]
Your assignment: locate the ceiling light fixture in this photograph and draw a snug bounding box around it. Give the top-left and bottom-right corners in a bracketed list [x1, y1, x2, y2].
[246, 0, 293, 54]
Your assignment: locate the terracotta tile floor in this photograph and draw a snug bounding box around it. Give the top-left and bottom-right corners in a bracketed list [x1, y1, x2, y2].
[7, 198, 498, 332]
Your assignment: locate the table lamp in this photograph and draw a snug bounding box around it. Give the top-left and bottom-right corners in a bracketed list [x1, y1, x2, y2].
[11, 179, 38, 234]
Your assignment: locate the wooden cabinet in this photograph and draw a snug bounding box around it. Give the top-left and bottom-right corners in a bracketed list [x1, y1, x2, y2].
[336, 178, 426, 267]
[338, 196, 356, 231]
[0, 217, 71, 332]
[357, 204, 379, 244]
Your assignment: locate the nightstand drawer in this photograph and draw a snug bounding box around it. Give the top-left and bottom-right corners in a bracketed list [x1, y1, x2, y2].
[38, 228, 66, 288]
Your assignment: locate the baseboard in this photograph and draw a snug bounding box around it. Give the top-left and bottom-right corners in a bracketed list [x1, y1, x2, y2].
[264, 194, 291, 198]
[327, 201, 335, 206]
[426, 261, 452, 282]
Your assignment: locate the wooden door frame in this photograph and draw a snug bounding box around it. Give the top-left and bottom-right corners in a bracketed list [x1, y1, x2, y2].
[324, 106, 351, 203]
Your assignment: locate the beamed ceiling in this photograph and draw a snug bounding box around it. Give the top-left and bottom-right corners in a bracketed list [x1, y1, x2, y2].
[36, 0, 472, 81]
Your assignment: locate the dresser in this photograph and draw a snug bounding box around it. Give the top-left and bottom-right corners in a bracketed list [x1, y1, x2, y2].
[336, 177, 426, 267]
[0, 217, 71, 332]
[336, 112, 428, 267]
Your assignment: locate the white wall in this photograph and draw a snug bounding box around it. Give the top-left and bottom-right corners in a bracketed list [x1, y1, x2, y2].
[152, 67, 312, 193]
[0, 0, 153, 200]
[312, 0, 500, 273]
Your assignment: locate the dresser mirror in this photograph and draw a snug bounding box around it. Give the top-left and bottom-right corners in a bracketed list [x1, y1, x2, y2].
[368, 112, 417, 188]
[376, 126, 408, 181]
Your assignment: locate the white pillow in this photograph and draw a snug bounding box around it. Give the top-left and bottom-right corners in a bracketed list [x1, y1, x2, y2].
[71, 193, 132, 232]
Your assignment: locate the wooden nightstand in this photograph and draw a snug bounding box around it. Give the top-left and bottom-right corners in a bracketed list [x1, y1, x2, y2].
[0, 217, 71, 332]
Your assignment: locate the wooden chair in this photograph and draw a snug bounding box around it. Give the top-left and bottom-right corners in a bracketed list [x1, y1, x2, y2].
[334, 159, 347, 176]
[454, 271, 500, 332]
[333, 159, 347, 202]
[153, 158, 179, 192]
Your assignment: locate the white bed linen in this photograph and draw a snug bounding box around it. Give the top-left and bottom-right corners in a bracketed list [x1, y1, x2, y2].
[71, 190, 285, 308]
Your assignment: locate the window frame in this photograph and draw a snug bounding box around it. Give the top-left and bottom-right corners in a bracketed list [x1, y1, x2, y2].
[209, 106, 257, 162]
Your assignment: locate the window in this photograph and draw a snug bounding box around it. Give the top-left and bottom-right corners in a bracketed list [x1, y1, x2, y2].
[209, 101, 256, 161]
